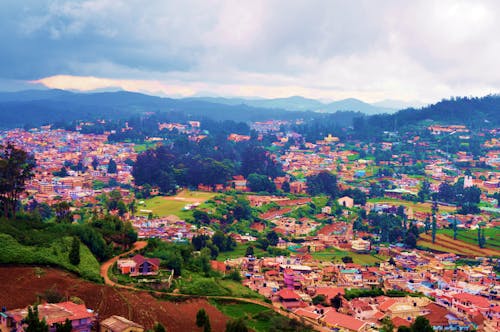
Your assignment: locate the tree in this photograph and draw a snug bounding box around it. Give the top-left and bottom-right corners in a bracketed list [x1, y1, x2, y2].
[196, 309, 211, 332]
[247, 173, 276, 193]
[331, 293, 343, 310]
[53, 201, 72, 223]
[306, 171, 339, 197]
[55, 319, 72, 332]
[453, 216, 458, 240]
[196, 309, 208, 328]
[379, 317, 395, 332]
[225, 318, 248, 332]
[266, 231, 279, 246]
[410, 316, 433, 332]
[91, 157, 99, 170]
[431, 201, 438, 244]
[153, 322, 166, 332]
[69, 236, 81, 265]
[107, 158, 117, 173]
[25, 306, 49, 332]
[245, 246, 254, 257]
[0, 143, 35, 217]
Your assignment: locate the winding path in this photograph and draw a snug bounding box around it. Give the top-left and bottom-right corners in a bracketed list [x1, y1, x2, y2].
[100, 241, 328, 331]
[100, 240, 148, 286]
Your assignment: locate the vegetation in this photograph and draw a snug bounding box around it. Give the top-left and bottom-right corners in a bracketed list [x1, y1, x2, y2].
[0, 142, 35, 218]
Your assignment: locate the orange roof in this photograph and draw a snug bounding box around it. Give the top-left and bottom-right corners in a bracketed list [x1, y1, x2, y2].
[392, 316, 412, 328]
[453, 293, 491, 308]
[379, 299, 397, 312]
[322, 311, 367, 331]
[276, 288, 301, 300]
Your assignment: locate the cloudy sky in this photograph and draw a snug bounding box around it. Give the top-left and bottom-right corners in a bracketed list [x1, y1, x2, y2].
[1, 0, 499, 103]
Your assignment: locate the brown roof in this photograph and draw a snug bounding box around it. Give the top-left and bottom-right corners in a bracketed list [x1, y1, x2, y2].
[100, 315, 144, 332]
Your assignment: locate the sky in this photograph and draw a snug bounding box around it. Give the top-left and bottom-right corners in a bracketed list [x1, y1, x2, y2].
[1, 0, 500, 103]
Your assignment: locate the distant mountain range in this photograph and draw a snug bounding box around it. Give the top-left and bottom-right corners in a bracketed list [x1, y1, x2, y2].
[0, 89, 413, 128]
[186, 95, 424, 114]
[0, 89, 497, 130]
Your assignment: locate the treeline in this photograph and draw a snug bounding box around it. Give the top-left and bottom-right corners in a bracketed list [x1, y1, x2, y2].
[351, 95, 500, 139]
[132, 140, 283, 194]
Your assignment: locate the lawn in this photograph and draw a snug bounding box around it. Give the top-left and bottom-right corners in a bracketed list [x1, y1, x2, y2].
[209, 299, 275, 332]
[216, 242, 268, 262]
[174, 271, 263, 299]
[138, 190, 216, 218]
[133, 142, 157, 152]
[311, 247, 386, 265]
[368, 197, 456, 214]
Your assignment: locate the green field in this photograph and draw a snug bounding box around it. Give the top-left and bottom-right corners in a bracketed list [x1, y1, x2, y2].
[174, 271, 263, 299]
[368, 197, 456, 214]
[438, 227, 500, 251]
[209, 299, 275, 332]
[216, 242, 268, 261]
[0, 233, 101, 282]
[311, 247, 386, 265]
[138, 191, 216, 218]
[133, 142, 157, 152]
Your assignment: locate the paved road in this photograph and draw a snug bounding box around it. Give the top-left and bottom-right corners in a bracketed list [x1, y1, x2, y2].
[100, 241, 328, 331]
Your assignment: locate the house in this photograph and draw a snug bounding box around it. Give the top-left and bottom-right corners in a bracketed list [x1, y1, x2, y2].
[321, 311, 369, 332]
[1, 302, 96, 332]
[274, 288, 302, 310]
[338, 196, 354, 208]
[351, 239, 370, 253]
[100, 316, 144, 332]
[117, 254, 160, 276]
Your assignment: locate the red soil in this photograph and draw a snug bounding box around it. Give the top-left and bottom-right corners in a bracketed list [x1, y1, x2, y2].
[0, 266, 228, 331]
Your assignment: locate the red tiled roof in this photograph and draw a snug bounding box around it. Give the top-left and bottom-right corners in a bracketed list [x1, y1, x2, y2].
[423, 303, 450, 327]
[453, 293, 491, 308]
[132, 254, 160, 267]
[322, 311, 367, 331]
[392, 316, 412, 328]
[379, 299, 397, 312]
[277, 288, 301, 300]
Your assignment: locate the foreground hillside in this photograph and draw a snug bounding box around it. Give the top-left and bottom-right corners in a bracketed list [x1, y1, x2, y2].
[0, 266, 228, 331]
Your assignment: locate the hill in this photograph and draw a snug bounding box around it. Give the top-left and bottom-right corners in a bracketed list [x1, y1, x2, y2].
[0, 233, 101, 282]
[0, 90, 316, 128]
[353, 95, 500, 138]
[0, 266, 228, 331]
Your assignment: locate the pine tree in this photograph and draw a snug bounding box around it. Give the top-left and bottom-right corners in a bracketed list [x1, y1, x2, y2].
[154, 322, 166, 332]
[69, 236, 80, 265]
[196, 309, 208, 328]
[107, 158, 117, 174]
[453, 217, 457, 240]
[55, 319, 72, 332]
[25, 306, 49, 332]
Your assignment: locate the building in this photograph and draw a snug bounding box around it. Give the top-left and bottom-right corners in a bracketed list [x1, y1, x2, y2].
[338, 196, 354, 208]
[100, 316, 144, 332]
[351, 239, 371, 253]
[117, 254, 160, 276]
[1, 302, 96, 332]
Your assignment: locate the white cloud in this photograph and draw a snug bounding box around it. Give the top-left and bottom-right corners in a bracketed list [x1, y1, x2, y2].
[3, 0, 500, 102]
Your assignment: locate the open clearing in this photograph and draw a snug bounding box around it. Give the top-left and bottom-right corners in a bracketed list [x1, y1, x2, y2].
[138, 190, 216, 218]
[368, 198, 456, 214]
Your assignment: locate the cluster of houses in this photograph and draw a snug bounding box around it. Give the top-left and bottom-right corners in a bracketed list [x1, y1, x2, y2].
[212, 245, 499, 331]
[2, 128, 137, 206]
[0, 301, 145, 332]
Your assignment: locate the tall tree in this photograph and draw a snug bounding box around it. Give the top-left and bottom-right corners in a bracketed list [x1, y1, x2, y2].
[225, 318, 248, 332]
[69, 236, 81, 265]
[431, 200, 438, 243]
[107, 158, 117, 173]
[55, 319, 72, 332]
[25, 306, 49, 332]
[0, 143, 35, 217]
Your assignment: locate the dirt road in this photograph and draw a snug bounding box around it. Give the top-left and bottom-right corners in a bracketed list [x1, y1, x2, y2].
[100, 240, 148, 286]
